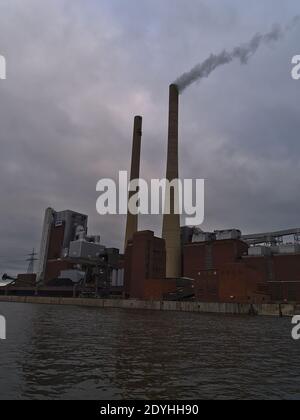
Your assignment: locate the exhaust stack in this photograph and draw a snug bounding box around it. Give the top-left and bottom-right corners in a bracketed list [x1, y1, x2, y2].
[162, 84, 181, 278]
[124, 116, 143, 250]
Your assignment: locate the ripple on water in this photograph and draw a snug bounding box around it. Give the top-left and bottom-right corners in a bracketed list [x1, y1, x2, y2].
[0, 303, 299, 400]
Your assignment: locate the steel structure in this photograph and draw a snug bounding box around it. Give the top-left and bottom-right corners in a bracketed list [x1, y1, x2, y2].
[242, 228, 300, 246]
[26, 249, 38, 274]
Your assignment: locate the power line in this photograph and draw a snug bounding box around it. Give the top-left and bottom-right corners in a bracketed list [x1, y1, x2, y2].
[0, 255, 36, 259]
[0, 259, 39, 264]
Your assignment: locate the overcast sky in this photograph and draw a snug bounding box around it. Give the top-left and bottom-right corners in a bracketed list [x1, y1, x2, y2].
[0, 0, 299, 275]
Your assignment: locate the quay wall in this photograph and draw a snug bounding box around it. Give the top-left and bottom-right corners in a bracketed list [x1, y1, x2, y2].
[0, 295, 297, 317]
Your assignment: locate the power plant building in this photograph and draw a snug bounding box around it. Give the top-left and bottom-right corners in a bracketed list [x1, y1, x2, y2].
[124, 231, 171, 300]
[7, 84, 300, 305]
[37, 208, 88, 284]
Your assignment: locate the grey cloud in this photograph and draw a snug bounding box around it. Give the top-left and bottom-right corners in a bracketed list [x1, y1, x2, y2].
[0, 0, 299, 275]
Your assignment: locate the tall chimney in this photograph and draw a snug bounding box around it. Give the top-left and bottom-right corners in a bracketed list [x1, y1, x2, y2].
[162, 84, 181, 278]
[124, 116, 143, 250]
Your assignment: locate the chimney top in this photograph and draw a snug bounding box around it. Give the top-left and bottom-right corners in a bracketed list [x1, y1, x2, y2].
[169, 84, 179, 92]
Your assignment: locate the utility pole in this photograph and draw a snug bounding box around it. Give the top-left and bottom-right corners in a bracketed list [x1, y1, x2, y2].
[26, 249, 38, 274]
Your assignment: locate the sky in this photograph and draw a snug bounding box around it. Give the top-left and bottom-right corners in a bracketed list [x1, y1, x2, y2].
[0, 0, 299, 275]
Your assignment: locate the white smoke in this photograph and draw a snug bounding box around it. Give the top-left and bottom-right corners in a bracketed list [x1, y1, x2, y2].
[175, 17, 300, 93]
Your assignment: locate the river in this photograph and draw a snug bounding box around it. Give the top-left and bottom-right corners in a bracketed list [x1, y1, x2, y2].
[0, 302, 299, 400]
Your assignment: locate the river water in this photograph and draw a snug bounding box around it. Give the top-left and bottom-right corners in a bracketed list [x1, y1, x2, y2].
[0, 302, 299, 400]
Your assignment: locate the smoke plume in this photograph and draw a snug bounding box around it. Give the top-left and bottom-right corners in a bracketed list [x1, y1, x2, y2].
[175, 17, 300, 93]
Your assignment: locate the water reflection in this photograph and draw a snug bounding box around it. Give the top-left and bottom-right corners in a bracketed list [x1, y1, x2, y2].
[0, 303, 299, 400]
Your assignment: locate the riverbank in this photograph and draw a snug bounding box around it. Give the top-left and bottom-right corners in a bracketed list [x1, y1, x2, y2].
[0, 295, 298, 317]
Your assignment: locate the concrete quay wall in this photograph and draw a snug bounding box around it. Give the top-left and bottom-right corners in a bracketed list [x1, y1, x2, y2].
[0, 295, 297, 317]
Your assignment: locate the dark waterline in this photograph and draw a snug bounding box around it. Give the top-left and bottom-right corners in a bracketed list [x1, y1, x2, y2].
[0, 302, 299, 400]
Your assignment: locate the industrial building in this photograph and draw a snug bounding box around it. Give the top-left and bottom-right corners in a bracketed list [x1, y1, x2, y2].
[4, 84, 300, 304]
[122, 84, 300, 304]
[2, 207, 124, 298]
[124, 230, 171, 300]
[37, 208, 89, 284]
[123, 225, 300, 303]
[181, 227, 300, 303]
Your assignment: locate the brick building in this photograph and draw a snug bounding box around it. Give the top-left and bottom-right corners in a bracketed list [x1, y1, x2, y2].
[218, 263, 268, 303]
[183, 235, 300, 303]
[124, 231, 176, 300]
[245, 253, 300, 302]
[37, 208, 88, 284]
[184, 239, 268, 303]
